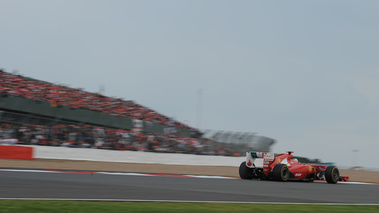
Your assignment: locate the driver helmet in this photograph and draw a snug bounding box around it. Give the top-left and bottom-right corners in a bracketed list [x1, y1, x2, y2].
[292, 158, 298, 163]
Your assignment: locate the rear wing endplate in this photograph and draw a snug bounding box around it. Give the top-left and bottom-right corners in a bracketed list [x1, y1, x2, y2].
[245, 152, 275, 168]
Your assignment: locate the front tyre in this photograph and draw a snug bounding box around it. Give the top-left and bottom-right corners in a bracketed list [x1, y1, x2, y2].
[325, 166, 339, 184]
[272, 164, 290, 181]
[239, 161, 253, 179]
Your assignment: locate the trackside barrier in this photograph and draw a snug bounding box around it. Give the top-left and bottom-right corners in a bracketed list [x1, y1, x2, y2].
[0, 145, 34, 160]
[30, 145, 245, 166]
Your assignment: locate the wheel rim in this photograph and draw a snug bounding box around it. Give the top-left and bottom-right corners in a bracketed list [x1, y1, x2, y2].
[282, 166, 289, 180]
[332, 168, 339, 182]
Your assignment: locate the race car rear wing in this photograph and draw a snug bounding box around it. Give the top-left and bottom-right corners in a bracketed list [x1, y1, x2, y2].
[245, 152, 275, 168]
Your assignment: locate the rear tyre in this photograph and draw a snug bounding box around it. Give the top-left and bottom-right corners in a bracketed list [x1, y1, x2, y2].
[325, 166, 339, 184]
[272, 164, 289, 181]
[239, 161, 253, 179]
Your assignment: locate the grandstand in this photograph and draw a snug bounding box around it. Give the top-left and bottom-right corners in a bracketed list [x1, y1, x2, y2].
[0, 69, 274, 155]
[0, 69, 192, 129]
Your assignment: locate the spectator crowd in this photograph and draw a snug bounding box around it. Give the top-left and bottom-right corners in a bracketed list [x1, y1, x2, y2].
[0, 69, 192, 130]
[0, 123, 236, 156]
[0, 69, 239, 156]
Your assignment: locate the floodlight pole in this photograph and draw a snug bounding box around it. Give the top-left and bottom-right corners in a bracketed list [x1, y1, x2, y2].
[351, 149, 358, 168]
[196, 89, 203, 130]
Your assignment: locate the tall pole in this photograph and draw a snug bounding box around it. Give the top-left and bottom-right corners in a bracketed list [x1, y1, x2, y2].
[99, 84, 105, 94]
[196, 89, 203, 130]
[351, 149, 358, 169]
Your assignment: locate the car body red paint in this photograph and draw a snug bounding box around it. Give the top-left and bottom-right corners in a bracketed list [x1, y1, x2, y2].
[239, 151, 348, 183]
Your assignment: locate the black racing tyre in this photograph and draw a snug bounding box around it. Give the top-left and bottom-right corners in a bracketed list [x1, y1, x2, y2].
[272, 164, 290, 181]
[325, 166, 339, 184]
[239, 161, 253, 179]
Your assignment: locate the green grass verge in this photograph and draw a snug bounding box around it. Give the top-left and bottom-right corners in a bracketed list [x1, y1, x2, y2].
[0, 201, 378, 213]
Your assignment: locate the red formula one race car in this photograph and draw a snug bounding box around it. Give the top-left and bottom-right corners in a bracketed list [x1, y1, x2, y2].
[239, 151, 348, 184]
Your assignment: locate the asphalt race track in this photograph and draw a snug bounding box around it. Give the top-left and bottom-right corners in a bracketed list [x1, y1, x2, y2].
[1, 169, 379, 204]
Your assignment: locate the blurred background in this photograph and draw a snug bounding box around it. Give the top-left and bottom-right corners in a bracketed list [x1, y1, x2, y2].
[1, 0, 379, 170]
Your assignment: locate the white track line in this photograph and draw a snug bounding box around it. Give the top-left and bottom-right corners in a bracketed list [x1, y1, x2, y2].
[0, 169, 237, 179]
[97, 172, 154, 176]
[0, 198, 378, 205]
[0, 168, 377, 184]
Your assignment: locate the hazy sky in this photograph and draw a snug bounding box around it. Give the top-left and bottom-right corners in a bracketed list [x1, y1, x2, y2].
[1, 0, 379, 169]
